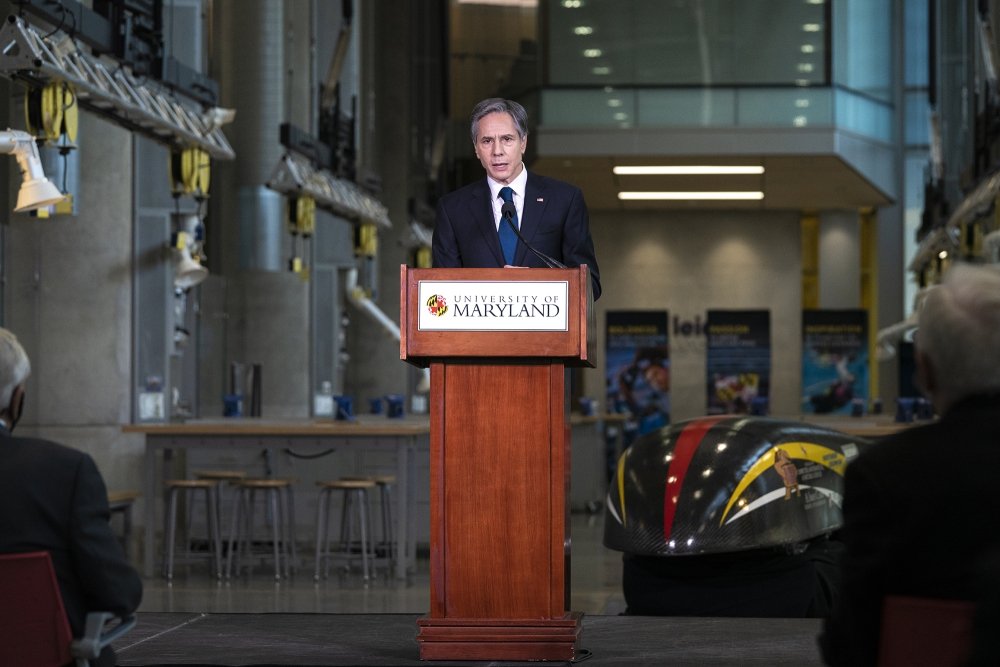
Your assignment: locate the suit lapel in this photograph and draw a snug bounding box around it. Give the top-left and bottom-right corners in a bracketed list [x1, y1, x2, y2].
[518, 173, 548, 264]
[468, 180, 504, 266]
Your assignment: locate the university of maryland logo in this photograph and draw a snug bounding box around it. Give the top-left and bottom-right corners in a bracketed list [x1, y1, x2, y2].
[426, 294, 448, 316]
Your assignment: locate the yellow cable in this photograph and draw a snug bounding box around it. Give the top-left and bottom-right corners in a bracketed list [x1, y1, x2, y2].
[195, 148, 211, 196]
[60, 83, 78, 142]
[414, 246, 432, 268]
[181, 148, 197, 193]
[296, 196, 316, 235]
[42, 82, 63, 141]
[355, 222, 378, 257]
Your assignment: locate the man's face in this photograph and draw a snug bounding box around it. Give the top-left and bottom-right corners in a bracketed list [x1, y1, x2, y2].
[474, 111, 527, 184]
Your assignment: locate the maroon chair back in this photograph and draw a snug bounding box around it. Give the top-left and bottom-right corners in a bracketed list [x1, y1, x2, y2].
[878, 594, 974, 667]
[0, 551, 74, 667]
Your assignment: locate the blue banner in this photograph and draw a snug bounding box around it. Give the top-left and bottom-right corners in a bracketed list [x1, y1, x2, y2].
[605, 310, 670, 435]
[706, 310, 771, 415]
[801, 309, 869, 415]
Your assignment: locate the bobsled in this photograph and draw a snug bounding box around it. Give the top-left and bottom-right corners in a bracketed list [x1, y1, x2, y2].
[603, 415, 871, 556]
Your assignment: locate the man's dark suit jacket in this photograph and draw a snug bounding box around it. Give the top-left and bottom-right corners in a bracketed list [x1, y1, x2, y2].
[432, 171, 602, 300]
[0, 427, 142, 664]
[818, 394, 1000, 666]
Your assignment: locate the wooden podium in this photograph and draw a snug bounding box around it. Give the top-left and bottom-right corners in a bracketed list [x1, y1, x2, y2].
[400, 265, 595, 661]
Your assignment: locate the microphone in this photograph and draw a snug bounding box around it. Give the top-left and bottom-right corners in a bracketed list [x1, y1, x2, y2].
[501, 201, 567, 269]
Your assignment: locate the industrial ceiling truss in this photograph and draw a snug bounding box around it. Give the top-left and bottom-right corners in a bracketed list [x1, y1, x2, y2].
[267, 151, 390, 229]
[0, 14, 234, 160]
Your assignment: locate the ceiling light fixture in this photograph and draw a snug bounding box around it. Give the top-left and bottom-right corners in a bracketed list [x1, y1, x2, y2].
[618, 191, 764, 201]
[613, 165, 764, 175]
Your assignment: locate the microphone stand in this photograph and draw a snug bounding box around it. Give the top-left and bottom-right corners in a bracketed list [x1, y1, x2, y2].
[501, 202, 567, 269]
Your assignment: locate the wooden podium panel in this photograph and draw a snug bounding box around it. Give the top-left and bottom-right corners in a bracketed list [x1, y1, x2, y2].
[401, 266, 591, 661]
[436, 363, 561, 618]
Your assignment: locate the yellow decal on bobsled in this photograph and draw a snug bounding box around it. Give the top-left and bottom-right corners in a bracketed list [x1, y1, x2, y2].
[718, 441, 846, 526]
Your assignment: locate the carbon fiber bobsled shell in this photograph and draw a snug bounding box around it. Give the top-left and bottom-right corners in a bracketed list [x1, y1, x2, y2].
[603, 415, 871, 556]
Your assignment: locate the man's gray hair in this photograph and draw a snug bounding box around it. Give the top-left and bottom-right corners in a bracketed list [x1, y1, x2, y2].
[469, 98, 529, 144]
[916, 262, 1000, 411]
[0, 328, 30, 409]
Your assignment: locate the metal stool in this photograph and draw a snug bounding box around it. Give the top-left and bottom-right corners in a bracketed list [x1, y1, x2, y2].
[342, 475, 396, 570]
[193, 469, 247, 544]
[226, 478, 295, 580]
[371, 475, 396, 569]
[314, 479, 377, 581]
[274, 477, 299, 570]
[162, 479, 223, 580]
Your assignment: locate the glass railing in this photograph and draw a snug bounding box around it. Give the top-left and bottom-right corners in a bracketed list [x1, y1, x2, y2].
[539, 86, 893, 142]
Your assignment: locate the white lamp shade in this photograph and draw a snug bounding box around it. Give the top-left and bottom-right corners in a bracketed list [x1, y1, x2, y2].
[14, 177, 65, 213]
[174, 246, 209, 289]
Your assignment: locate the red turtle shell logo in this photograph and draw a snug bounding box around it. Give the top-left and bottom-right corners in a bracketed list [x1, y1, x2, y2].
[426, 294, 448, 316]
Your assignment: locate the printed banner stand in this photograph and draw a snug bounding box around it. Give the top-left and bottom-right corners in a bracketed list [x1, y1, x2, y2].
[706, 310, 772, 415]
[605, 310, 671, 441]
[801, 309, 869, 415]
[401, 265, 594, 661]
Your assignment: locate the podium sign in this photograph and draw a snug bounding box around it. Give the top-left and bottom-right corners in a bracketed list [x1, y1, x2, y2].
[416, 279, 569, 331]
[401, 266, 593, 661]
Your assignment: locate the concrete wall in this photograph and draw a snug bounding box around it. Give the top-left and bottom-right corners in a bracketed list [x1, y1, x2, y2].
[585, 208, 804, 421]
[345, 0, 412, 404]
[3, 111, 145, 496]
[819, 210, 861, 308]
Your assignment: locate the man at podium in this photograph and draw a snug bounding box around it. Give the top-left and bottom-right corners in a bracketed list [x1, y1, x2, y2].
[432, 97, 602, 300]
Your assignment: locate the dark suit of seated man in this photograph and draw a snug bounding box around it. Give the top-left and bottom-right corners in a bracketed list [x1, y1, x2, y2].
[0, 327, 142, 667]
[819, 262, 1000, 666]
[432, 97, 601, 300]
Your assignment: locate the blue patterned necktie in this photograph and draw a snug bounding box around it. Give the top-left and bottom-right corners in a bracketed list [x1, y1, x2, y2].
[498, 186, 518, 265]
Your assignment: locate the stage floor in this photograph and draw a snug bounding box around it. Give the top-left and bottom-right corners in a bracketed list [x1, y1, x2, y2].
[114, 612, 825, 666]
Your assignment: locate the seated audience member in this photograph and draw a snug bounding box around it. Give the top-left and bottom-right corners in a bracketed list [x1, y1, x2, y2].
[0, 327, 142, 667]
[819, 263, 1000, 666]
[604, 415, 863, 618]
[967, 547, 1000, 666]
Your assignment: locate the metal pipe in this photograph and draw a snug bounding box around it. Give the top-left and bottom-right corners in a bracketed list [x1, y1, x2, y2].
[344, 267, 399, 340]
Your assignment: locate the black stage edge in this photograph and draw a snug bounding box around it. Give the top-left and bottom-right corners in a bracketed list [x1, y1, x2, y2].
[114, 612, 825, 666]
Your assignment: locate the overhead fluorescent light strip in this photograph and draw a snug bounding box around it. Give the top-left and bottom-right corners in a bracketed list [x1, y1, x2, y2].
[613, 166, 765, 175]
[618, 191, 765, 201]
